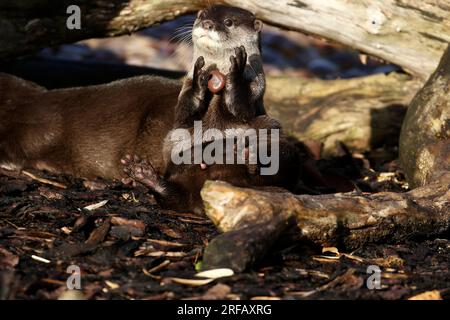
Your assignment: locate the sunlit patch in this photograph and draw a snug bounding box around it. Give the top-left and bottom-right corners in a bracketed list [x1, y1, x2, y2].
[0, 162, 20, 171]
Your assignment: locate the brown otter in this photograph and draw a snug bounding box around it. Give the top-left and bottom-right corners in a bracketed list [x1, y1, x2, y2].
[121, 5, 303, 213]
[0, 73, 181, 178]
[0, 5, 304, 214]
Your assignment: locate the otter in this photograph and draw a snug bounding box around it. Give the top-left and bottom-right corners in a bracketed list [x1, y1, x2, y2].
[121, 5, 302, 213]
[0, 5, 304, 214]
[0, 74, 181, 179]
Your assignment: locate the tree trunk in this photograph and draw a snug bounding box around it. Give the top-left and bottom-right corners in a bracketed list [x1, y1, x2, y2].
[1, 1, 449, 79]
[399, 45, 450, 188]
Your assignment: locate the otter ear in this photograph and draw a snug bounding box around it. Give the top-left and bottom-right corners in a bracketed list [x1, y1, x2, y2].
[254, 19, 263, 32]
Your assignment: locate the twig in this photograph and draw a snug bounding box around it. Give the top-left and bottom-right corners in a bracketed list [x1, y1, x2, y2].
[22, 170, 67, 189]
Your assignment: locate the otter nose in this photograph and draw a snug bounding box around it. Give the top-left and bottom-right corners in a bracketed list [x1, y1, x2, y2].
[202, 20, 214, 30]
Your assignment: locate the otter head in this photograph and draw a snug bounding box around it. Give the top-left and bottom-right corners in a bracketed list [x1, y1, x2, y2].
[191, 5, 263, 73]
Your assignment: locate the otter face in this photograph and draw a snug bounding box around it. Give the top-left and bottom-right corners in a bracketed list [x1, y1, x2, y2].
[192, 5, 263, 53]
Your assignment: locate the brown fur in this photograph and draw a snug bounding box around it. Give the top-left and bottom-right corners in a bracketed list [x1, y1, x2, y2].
[0, 73, 181, 179]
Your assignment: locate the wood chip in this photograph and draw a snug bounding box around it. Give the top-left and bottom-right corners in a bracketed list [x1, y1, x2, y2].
[196, 268, 234, 280]
[170, 277, 214, 287]
[22, 170, 67, 189]
[41, 278, 66, 286]
[105, 280, 120, 289]
[31, 255, 50, 264]
[341, 253, 365, 262]
[314, 255, 340, 261]
[159, 225, 182, 239]
[85, 219, 111, 246]
[146, 239, 186, 248]
[322, 247, 339, 255]
[136, 250, 186, 258]
[111, 216, 145, 231]
[61, 227, 72, 235]
[285, 290, 316, 298]
[408, 290, 442, 300]
[312, 257, 340, 263]
[144, 260, 171, 274]
[83, 200, 108, 211]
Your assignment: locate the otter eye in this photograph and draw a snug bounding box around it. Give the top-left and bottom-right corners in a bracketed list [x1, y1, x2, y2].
[224, 19, 233, 27]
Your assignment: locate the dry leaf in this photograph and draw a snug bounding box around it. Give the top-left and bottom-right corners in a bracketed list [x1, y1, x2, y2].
[111, 216, 146, 231]
[196, 268, 234, 280]
[61, 227, 72, 235]
[105, 280, 120, 289]
[285, 291, 316, 298]
[144, 260, 171, 274]
[322, 247, 339, 255]
[146, 239, 186, 248]
[408, 290, 442, 300]
[83, 200, 108, 211]
[159, 225, 182, 239]
[31, 255, 50, 264]
[170, 277, 214, 287]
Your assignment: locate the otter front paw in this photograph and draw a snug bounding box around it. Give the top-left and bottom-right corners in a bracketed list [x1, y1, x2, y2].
[225, 46, 255, 121]
[192, 56, 209, 103]
[121, 155, 160, 191]
[228, 46, 247, 81]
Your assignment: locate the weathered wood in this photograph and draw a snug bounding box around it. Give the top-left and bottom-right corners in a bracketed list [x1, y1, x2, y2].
[238, 0, 450, 79]
[202, 215, 295, 271]
[265, 73, 421, 155]
[399, 45, 450, 188]
[0, 0, 204, 60]
[201, 172, 450, 251]
[1, 1, 449, 79]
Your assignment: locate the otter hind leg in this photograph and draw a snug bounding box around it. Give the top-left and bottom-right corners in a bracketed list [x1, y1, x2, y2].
[121, 154, 193, 212]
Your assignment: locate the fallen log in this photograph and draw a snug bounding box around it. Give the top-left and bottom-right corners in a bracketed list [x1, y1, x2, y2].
[1, 1, 449, 79]
[202, 215, 295, 271]
[201, 173, 450, 271]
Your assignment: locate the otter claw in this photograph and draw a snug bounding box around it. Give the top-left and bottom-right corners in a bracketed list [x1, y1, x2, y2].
[194, 56, 205, 73]
[121, 154, 160, 190]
